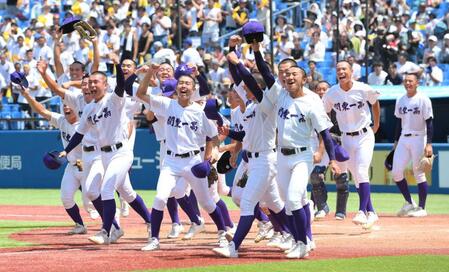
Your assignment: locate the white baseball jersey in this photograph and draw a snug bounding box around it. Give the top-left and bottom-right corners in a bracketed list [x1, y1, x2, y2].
[241, 100, 276, 153]
[234, 82, 249, 105]
[276, 89, 332, 148]
[394, 92, 433, 135]
[63, 91, 98, 147]
[323, 81, 380, 133]
[77, 92, 129, 147]
[230, 107, 245, 132]
[49, 112, 82, 163]
[148, 95, 218, 154]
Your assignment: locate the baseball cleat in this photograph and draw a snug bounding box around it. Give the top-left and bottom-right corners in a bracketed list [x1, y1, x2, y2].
[183, 218, 205, 240]
[277, 233, 294, 251]
[167, 223, 184, 239]
[335, 212, 346, 220]
[285, 241, 308, 259]
[314, 209, 328, 219]
[213, 241, 238, 258]
[88, 209, 100, 220]
[408, 207, 427, 217]
[306, 237, 316, 252]
[254, 221, 273, 243]
[227, 223, 237, 236]
[120, 198, 130, 217]
[141, 237, 160, 251]
[88, 229, 110, 245]
[352, 210, 368, 225]
[68, 223, 87, 235]
[110, 225, 124, 243]
[266, 232, 283, 247]
[362, 212, 379, 230]
[218, 230, 229, 248]
[397, 202, 417, 217]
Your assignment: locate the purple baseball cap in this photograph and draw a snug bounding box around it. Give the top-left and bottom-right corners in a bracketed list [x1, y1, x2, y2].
[60, 16, 81, 34]
[174, 63, 194, 80]
[10, 72, 29, 88]
[204, 99, 223, 126]
[43, 151, 67, 170]
[191, 160, 211, 178]
[242, 21, 265, 43]
[161, 78, 177, 97]
[332, 138, 349, 162]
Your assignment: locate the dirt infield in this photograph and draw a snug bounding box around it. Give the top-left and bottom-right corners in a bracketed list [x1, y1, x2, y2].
[1, 205, 449, 272]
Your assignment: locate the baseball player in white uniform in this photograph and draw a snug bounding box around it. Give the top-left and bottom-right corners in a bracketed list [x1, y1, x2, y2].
[213, 44, 288, 258]
[137, 72, 227, 251]
[61, 64, 149, 245]
[392, 73, 433, 217]
[322, 61, 381, 229]
[18, 87, 87, 235]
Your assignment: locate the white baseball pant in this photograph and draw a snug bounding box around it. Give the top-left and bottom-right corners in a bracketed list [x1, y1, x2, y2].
[152, 154, 217, 213]
[60, 164, 84, 209]
[392, 135, 427, 183]
[340, 128, 375, 187]
[231, 160, 248, 206]
[277, 151, 313, 213]
[240, 150, 284, 216]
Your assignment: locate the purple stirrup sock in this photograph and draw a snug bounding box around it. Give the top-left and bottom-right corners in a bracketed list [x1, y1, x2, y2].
[254, 204, 269, 223]
[287, 214, 299, 242]
[417, 182, 428, 209]
[208, 207, 226, 231]
[65, 204, 84, 225]
[291, 208, 307, 244]
[150, 208, 164, 239]
[267, 213, 282, 232]
[269, 208, 290, 233]
[129, 194, 151, 223]
[395, 178, 412, 204]
[102, 199, 116, 235]
[216, 199, 234, 228]
[232, 215, 254, 249]
[177, 196, 200, 225]
[303, 203, 313, 240]
[188, 190, 201, 217]
[358, 183, 371, 213]
[167, 197, 180, 224]
[92, 196, 119, 229]
[366, 195, 375, 212]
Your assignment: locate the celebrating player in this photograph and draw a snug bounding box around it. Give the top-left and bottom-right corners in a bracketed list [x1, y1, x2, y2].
[391, 73, 433, 217]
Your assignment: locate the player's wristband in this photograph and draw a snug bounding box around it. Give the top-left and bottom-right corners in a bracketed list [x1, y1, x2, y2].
[426, 118, 433, 144]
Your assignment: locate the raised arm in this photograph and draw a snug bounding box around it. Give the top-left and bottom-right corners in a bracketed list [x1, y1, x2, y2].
[90, 37, 100, 73]
[197, 71, 210, 96]
[371, 100, 380, 134]
[53, 29, 65, 78]
[234, 60, 263, 103]
[19, 87, 52, 120]
[37, 60, 68, 98]
[253, 42, 275, 88]
[136, 64, 158, 104]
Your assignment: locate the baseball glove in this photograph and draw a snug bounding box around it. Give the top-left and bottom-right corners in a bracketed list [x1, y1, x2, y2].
[418, 155, 435, 173]
[207, 165, 219, 187]
[236, 171, 248, 188]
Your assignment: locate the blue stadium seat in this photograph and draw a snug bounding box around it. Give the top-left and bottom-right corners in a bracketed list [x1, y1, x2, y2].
[0, 111, 11, 130]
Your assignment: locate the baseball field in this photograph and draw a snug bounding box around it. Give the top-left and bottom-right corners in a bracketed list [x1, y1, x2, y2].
[0, 189, 448, 272]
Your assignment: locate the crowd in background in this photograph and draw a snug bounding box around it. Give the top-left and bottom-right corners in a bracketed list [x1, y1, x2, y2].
[0, 0, 449, 130]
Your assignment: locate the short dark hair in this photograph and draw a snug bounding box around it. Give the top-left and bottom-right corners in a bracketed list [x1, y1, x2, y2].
[373, 62, 383, 68]
[121, 58, 137, 67]
[91, 71, 108, 80]
[404, 72, 419, 80]
[278, 58, 298, 68]
[252, 73, 267, 90]
[316, 80, 331, 89]
[178, 74, 196, 84]
[71, 61, 85, 71]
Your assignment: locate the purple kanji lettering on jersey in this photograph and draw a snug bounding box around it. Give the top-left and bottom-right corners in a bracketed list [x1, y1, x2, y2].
[190, 121, 198, 131]
[278, 108, 290, 120]
[413, 107, 421, 115]
[342, 102, 350, 111]
[334, 103, 341, 111]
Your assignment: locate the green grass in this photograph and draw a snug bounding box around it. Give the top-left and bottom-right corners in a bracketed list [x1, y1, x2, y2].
[0, 220, 70, 248]
[0, 189, 447, 214]
[147, 255, 449, 272]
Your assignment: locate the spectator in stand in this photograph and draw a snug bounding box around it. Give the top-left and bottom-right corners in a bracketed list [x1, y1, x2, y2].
[307, 60, 323, 84]
[152, 7, 172, 47]
[33, 34, 53, 68]
[232, 0, 249, 28]
[368, 62, 387, 85]
[208, 59, 226, 86]
[74, 39, 90, 67]
[423, 56, 443, 86]
[181, 39, 204, 67]
[291, 34, 304, 61]
[137, 23, 153, 64]
[256, 0, 270, 37]
[304, 31, 325, 62]
[276, 33, 293, 60]
[212, 45, 226, 66]
[152, 41, 176, 67]
[347, 55, 361, 80]
[0, 52, 14, 99]
[201, 0, 222, 51]
[384, 63, 403, 85]
[9, 35, 28, 64]
[180, 0, 199, 39]
[440, 34, 449, 64]
[102, 24, 120, 75]
[396, 52, 421, 76]
[120, 20, 138, 62]
[423, 35, 442, 62]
